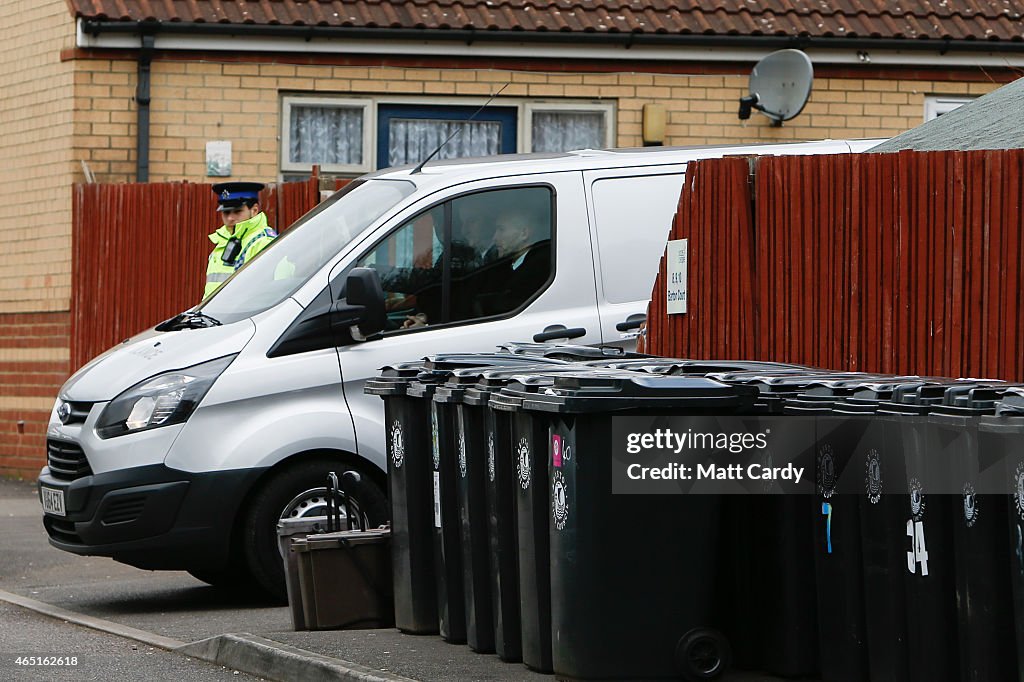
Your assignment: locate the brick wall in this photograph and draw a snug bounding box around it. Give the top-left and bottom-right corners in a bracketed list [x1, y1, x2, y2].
[0, 312, 70, 480]
[0, 0, 76, 314]
[67, 53, 1004, 184]
[0, 1, 75, 479]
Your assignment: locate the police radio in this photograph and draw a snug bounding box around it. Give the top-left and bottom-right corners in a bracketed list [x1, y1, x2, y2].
[221, 237, 242, 265]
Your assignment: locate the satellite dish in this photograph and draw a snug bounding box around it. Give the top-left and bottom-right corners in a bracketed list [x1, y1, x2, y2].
[738, 49, 813, 126]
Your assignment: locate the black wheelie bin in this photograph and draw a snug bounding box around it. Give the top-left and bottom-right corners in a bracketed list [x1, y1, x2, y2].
[980, 388, 1024, 682]
[875, 382, 961, 682]
[709, 370, 882, 677]
[832, 381, 917, 682]
[784, 376, 900, 682]
[515, 371, 761, 681]
[929, 383, 1019, 682]
[364, 361, 439, 635]
[432, 358, 573, 655]
[399, 352, 570, 643]
[488, 371, 629, 673]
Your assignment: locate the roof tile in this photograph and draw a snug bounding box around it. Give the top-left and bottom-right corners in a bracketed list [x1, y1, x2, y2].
[67, 0, 1024, 43]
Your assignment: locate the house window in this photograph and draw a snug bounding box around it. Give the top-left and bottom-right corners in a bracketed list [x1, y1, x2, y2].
[280, 96, 615, 177]
[281, 97, 372, 174]
[924, 96, 975, 121]
[527, 103, 614, 152]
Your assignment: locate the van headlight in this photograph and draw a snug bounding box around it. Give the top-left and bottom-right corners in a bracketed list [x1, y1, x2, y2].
[95, 355, 236, 439]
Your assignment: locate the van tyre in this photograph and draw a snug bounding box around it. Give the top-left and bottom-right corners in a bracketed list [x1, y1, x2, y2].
[240, 458, 388, 601]
[675, 628, 731, 681]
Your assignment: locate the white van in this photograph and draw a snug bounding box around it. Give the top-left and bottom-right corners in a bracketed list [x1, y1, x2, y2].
[38, 140, 876, 596]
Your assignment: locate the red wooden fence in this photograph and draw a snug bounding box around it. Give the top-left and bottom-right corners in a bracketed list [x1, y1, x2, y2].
[71, 175, 336, 371]
[644, 149, 1024, 382]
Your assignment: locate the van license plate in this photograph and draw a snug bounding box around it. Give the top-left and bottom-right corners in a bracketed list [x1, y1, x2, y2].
[41, 487, 66, 516]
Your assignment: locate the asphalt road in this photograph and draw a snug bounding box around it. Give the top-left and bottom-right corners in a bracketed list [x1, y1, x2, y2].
[0, 477, 290, 643]
[1, 476, 796, 682]
[0, 600, 262, 681]
[0, 477, 551, 681]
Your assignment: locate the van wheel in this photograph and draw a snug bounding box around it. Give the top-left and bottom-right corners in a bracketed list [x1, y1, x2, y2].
[239, 457, 388, 601]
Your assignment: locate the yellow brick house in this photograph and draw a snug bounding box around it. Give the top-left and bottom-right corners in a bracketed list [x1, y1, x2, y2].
[1, 0, 1023, 477]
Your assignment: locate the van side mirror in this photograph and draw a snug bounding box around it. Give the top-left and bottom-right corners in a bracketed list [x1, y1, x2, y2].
[344, 267, 386, 340]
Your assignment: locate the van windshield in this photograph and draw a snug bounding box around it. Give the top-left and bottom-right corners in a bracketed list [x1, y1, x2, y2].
[196, 178, 415, 324]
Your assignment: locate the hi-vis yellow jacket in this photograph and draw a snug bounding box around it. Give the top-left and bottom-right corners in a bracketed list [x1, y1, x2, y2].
[204, 212, 277, 299]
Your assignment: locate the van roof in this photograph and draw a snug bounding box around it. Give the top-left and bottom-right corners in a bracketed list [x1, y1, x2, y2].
[363, 138, 880, 188]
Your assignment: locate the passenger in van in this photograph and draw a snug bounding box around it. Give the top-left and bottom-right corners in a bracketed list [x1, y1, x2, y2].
[468, 213, 552, 317]
[204, 182, 278, 299]
[450, 203, 490, 274]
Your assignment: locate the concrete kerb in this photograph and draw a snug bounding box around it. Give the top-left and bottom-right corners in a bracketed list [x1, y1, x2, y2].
[179, 633, 418, 682]
[0, 587, 185, 650]
[0, 588, 416, 682]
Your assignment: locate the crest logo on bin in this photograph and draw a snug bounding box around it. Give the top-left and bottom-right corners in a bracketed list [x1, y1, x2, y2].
[517, 437, 531, 489]
[1015, 463, 1024, 521]
[390, 420, 405, 469]
[487, 433, 496, 483]
[552, 470, 569, 531]
[817, 443, 836, 499]
[865, 449, 883, 504]
[458, 431, 468, 478]
[909, 478, 926, 520]
[963, 482, 979, 528]
[431, 413, 440, 471]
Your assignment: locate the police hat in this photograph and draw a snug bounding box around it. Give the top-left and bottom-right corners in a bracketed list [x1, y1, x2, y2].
[212, 182, 265, 211]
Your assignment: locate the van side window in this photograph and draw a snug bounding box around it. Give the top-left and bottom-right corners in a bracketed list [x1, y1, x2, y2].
[590, 174, 684, 304]
[449, 187, 553, 322]
[354, 186, 553, 331]
[356, 205, 445, 331]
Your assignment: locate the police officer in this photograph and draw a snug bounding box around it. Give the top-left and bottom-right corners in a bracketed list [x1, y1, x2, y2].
[204, 182, 278, 299]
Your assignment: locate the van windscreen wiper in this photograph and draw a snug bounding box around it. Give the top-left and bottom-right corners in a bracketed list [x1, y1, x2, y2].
[179, 311, 222, 328]
[158, 311, 222, 330]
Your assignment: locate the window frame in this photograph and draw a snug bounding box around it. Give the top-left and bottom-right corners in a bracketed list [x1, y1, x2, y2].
[280, 95, 374, 174]
[523, 100, 616, 152]
[279, 95, 616, 177]
[923, 96, 975, 122]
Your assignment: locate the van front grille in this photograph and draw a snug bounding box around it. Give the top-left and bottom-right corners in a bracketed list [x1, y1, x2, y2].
[46, 440, 92, 481]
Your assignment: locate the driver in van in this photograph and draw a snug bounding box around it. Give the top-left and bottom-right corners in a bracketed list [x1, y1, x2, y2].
[204, 182, 278, 299]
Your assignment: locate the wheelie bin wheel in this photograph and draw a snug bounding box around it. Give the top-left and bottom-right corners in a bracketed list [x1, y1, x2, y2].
[676, 628, 731, 681]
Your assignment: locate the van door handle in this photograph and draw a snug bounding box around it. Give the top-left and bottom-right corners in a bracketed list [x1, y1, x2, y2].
[615, 313, 646, 332]
[533, 325, 587, 343]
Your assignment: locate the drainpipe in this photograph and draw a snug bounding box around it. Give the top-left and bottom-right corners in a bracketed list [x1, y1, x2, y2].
[135, 33, 155, 182]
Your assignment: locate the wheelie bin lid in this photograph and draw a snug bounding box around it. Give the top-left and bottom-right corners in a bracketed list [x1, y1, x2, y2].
[928, 383, 1022, 426]
[833, 381, 918, 414]
[711, 371, 879, 414]
[463, 363, 598, 406]
[406, 352, 566, 398]
[979, 388, 1024, 433]
[488, 369, 643, 412]
[510, 372, 760, 414]
[584, 358, 815, 376]
[877, 382, 954, 415]
[782, 375, 896, 413]
[997, 387, 1024, 415]
[433, 358, 573, 405]
[496, 341, 651, 360]
[364, 361, 430, 397]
